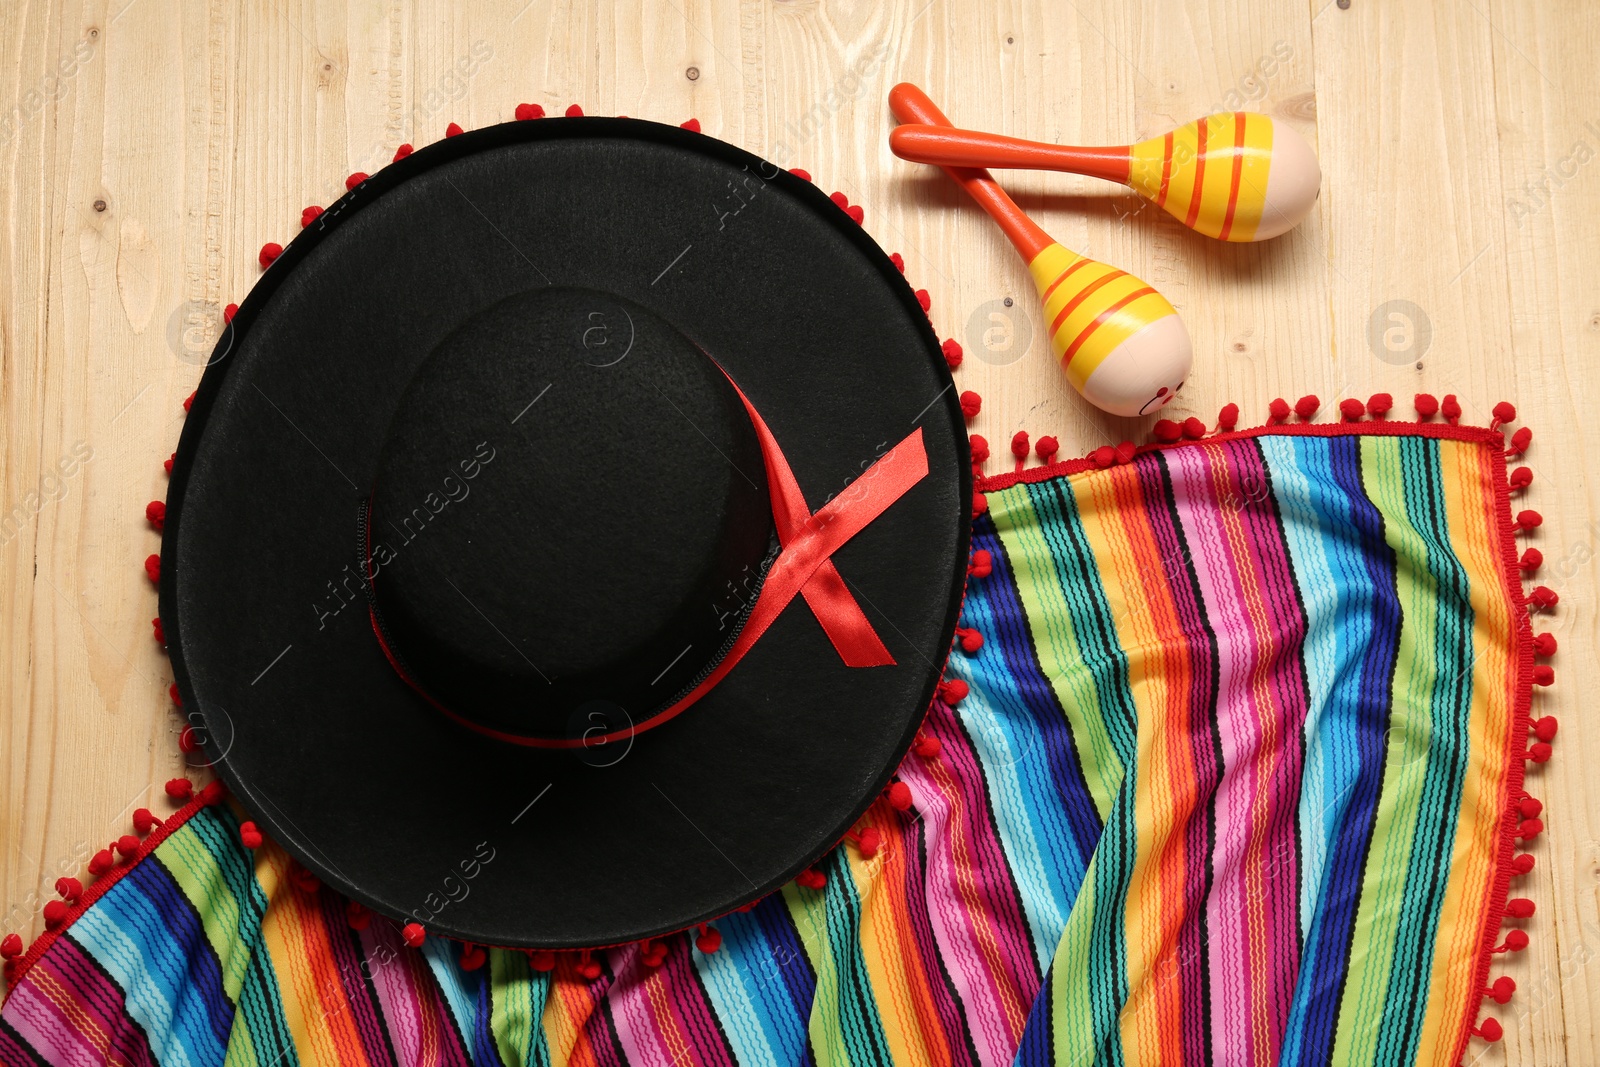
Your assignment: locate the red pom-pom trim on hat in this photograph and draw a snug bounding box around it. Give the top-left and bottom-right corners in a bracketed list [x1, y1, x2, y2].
[1414, 393, 1439, 419]
[914, 288, 931, 311]
[144, 554, 161, 583]
[178, 725, 198, 753]
[1505, 898, 1536, 919]
[165, 778, 194, 801]
[1367, 393, 1393, 418]
[1515, 509, 1542, 530]
[565, 104, 584, 117]
[346, 900, 372, 930]
[1507, 426, 1532, 455]
[886, 781, 914, 810]
[888, 251, 904, 272]
[1154, 419, 1182, 443]
[1441, 394, 1462, 425]
[829, 189, 863, 223]
[847, 825, 882, 858]
[968, 549, 992, 579]
[680, 118, 701, 132]
[88, 849, 115, 876]
[164, 452, 176, 474]
[55, 876, 83, 902]
[1472, 1017, 1503, 1043]
[153, 617, 165, 643]
[1181, 417, 1206, 440]
[0, 934, 22, 960]
[1509, 466, 1533, 491]
[1533, 632, 1557, 657]
[1293, 395, 1320, 421]
[576, 952, 603, 980]
[1512, 852, 1536, 875]
[401, 922, 426, 948]
[1516, 818, 1543, 842]
[959, 391, 982, 419]
[937, 678, 969, 705]
[222, 303, 238, 324]
[942, 338, 963, 369]
[1533, 664, 1555, 687]
[1217, 403, 1240, 431]
[789, 168, 813, 182]
[1339, 397, 1365, 421]
[445, 121, 464, 137]
[640, 939, 667, 968]
[146, 500, 166, 530]
[1268, 398, 1291, 424]
[42, 900, 68, 929]
[969, 434, 990, 468]
[796, 866, 827, 890]
[289, 864, 321, 894]
[393, 144, 413, 161]
[515, 102, 545, 120]
[955, 626, 983, 654]
[300, 205, 323, 228]
[1035, 435, 1059, 463]
[346, 172, 368, 190]
[116, 835, 140, 861]
[528, 948, 555, 971]
[1518, 795, 1543, 818]
[695, 924, 723, 953]
[460, 943, 487, 970]
[913, 732, 942, 758]
[972, 491, 988, 517]
[183, 391, 195, 412]
[239, 821, 263, 849]
[258, 242, 283, 269]
[1491, 401, 1517, 429]
[169, 682, 182, 707]
[1531, 715, 1557, 743]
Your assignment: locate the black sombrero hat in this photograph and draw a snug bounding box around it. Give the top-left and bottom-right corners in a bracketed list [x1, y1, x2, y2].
[161, 114, 970, 952]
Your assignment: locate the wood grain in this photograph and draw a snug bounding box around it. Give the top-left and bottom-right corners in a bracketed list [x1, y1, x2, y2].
[0, 1, 1593, 1060]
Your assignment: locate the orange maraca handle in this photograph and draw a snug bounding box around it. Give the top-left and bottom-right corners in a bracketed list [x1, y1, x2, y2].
[887, 84, 1052, 261]
[889, 124, 1132, 185]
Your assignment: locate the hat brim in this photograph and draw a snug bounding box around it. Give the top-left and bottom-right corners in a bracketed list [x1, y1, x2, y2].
[162, 117, 970, 949]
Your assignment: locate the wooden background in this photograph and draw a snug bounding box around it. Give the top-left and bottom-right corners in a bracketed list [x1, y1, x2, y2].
[1, 0, 1595, 1061]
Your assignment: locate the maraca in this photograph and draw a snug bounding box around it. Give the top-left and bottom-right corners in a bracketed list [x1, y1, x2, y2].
[889, 83, 1190, 417]
[889, 112, 1320, 242]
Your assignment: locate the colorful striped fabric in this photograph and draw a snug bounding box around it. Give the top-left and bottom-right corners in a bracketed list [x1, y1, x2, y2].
[1, 421, 1544, 1067]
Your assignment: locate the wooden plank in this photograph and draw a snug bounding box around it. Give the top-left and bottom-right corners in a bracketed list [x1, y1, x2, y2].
[1480, 4, 1600, 1064]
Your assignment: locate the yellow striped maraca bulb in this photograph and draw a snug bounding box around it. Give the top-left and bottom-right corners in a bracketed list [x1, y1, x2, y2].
[1027, 244, 1193, 417]
[1127, 112, 1320, 242]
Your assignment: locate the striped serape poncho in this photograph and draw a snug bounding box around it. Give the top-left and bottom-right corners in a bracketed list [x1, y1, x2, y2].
[0, 414, 1556, 1067]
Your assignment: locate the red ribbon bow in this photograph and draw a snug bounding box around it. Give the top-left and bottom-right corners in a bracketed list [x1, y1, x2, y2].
[616, 392, 927, 743]
[739, 390, 914, 669]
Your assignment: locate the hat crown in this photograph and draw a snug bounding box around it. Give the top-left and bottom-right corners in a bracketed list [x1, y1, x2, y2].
[368, 286, 775, 743]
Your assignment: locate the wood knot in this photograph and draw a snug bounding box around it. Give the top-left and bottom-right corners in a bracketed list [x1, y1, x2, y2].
[1279, 92, 1317, 122]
